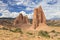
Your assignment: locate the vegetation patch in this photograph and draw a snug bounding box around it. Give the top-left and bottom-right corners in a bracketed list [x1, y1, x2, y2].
[38, 30, 50, 38]
[27, 32, 33, 35]
[10, 28, 23, 34]
[50, 30, 60, 34]
[50, 30, 56, 33]
[0, 27, 23, 34]
[1, 27, 8, 30]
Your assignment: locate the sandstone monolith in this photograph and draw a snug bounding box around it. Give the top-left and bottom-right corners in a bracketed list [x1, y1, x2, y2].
[32, 6, 46, 29]
[13, 13, 30, 25]
[39, 6, 46, 23]
[13, 13, 23, 25]
[32, 8, 39, 29]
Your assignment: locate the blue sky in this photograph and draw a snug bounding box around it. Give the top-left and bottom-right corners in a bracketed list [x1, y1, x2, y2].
[0, 0, 60, 19]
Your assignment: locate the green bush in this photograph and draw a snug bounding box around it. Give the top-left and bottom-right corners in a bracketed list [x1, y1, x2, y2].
[10, 28, 23, 34]
[38, 30, 50, 38]
[10, 29, 16, 32]
[2, 27, 8, 30]
[0, 27, 23, 34]
[27, 32, 33, 35]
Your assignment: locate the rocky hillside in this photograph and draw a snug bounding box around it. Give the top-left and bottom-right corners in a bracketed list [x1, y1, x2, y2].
[47, 20, 60, 27]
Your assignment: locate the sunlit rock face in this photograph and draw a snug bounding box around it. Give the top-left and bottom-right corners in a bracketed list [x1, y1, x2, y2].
[32, 8, 39, 29]
[13, 6, 46, 30]
[39, 6, 46, 24]
[32, 6, 46, 29]
[23, 16, 30, 24]
[13, 13, 30, 25]
[13, 13, 23, 25]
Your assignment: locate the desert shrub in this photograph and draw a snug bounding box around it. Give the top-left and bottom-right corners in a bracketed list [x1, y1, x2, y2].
[38, 30, 50, 38]
[51, 30, 60, 34]
[10, 28, 23, 34]
[2, 27, 8, 30]
[51, 30, 56, 33]
[10, 29, 16, 32]
[27, 32, 33, 35]
[15, 28, 23, 34]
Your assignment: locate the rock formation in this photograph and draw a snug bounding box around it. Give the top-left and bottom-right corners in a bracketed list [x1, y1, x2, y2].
[13, 13, 23, 25]
[13, 13, 29, 25]
[23, 16, 29, 24]
[32, 6, 46, 29]
[39, 6, 46, 23]
[32, 8, 39, 29]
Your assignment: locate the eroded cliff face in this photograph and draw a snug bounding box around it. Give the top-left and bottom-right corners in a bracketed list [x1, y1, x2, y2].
[13, 13, 23, 25]
[32, 6, 46, 29]
[23, 16, 30, 24]
[39, 6, 46, 24]
[13, 6, 46, 30]
[13, 13, 30, 25]
[32, 8, 39, 29]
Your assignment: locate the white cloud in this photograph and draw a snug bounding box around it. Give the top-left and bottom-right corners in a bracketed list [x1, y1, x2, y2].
[11, 12, 19, 18]
[0, 10, 19, 18]
[0, 0, 36, 19]
[28, 13, 33, 19]
[19, 11, 33, 19]
[1, 10, 10, 17]
[0, 0, 60, 19]
[0, 1, 8, 10]
[15, 0, 41, 7]
[0, 9, 33, 19]
[16, 0, 24, 5]
[26, 7, 33, 10]
[19, 11, 27, 16]
[45, 10, 60, 19]
[52, 11, 60, 18]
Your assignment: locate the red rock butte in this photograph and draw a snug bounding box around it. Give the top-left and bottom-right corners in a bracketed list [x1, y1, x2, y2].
[32, 6, 46, 29]
[13, 13, 30, 26]
[13, 6, 47, 30]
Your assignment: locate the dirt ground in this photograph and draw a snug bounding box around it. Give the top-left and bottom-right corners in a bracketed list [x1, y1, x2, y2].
[0, 24, 60, 40]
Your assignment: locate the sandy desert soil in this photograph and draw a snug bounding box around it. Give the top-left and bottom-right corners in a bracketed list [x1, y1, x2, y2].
[0, 25, 60, 40]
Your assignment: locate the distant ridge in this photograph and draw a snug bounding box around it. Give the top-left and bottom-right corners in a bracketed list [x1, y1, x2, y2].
[50, 18, 60, 20]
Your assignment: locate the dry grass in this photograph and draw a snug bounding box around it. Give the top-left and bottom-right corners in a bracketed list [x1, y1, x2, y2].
[0, 25, 60, 40]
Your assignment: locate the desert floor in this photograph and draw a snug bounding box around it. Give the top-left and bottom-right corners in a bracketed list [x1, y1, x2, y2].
[0, 25, 60, 40]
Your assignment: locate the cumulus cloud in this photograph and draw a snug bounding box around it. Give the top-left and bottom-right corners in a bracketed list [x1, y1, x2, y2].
[19, 11, 27, 16]
[0, 9, 33, 19]
[47, 0, 57, 5]
[0, 1, 8, 10]
[19, 11, 33, 19]
[26, 7, 34, 10]
[45, 10, 60, 19]
[0, 0, 60, 19]
[0, 10, 19, 18]
[51, 11, 60, 18]
[8, 0, 42, 8]
[28, 13, 33, 19]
